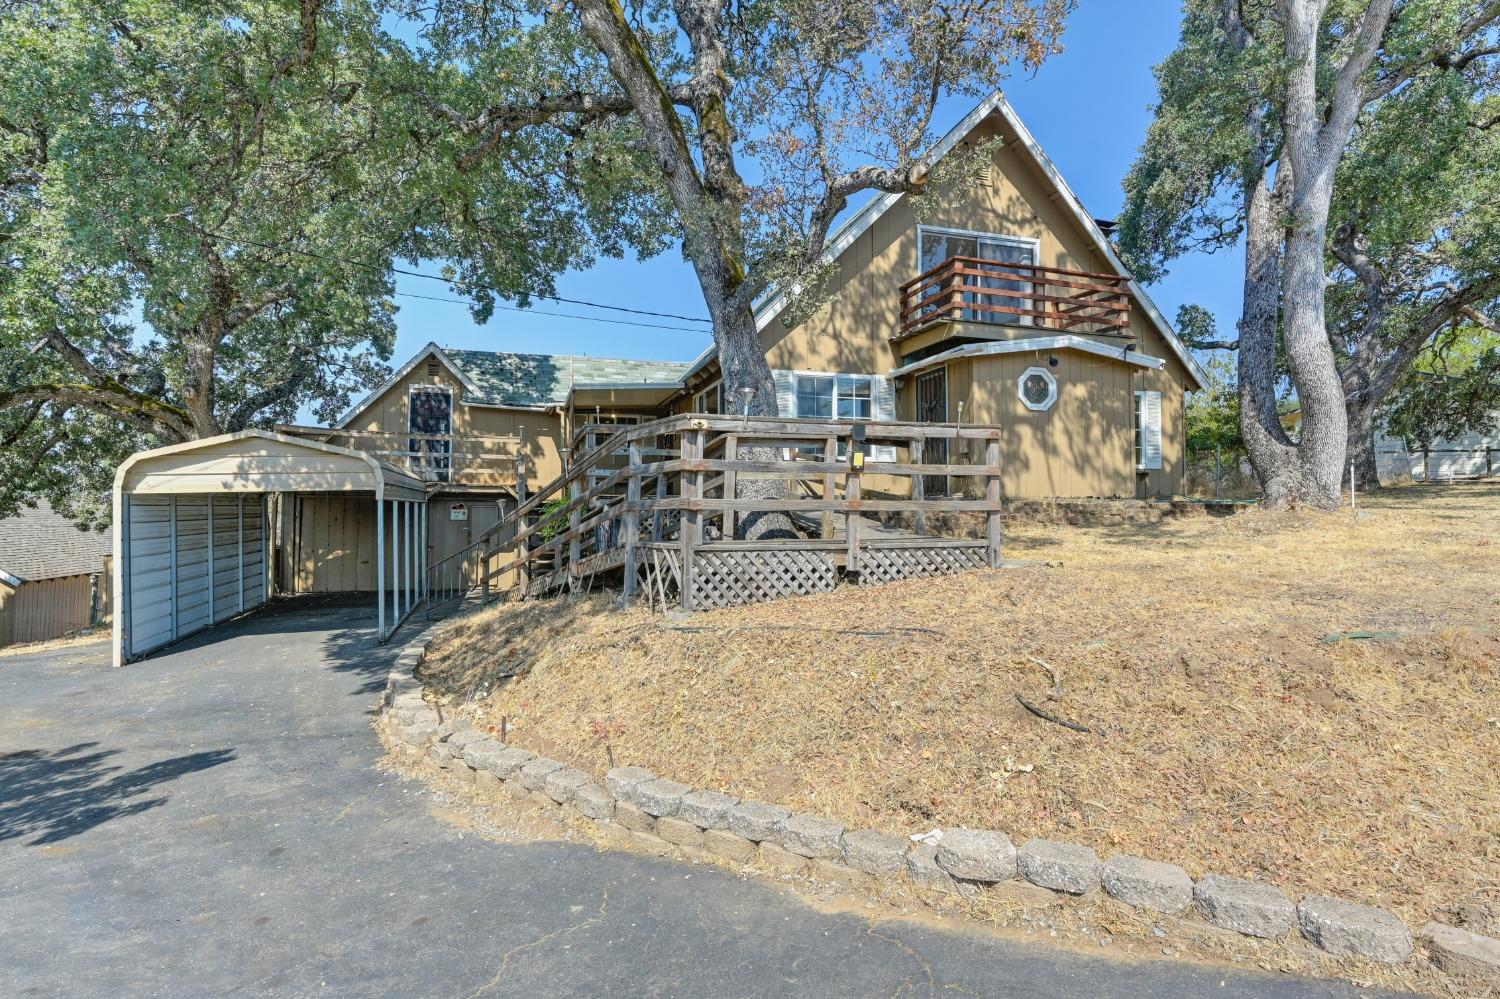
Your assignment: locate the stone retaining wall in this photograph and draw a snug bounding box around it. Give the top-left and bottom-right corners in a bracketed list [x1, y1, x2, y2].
[378, 629, 1497, 985]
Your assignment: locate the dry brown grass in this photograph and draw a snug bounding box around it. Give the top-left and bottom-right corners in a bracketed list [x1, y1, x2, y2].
[422, 483, 1500, 941]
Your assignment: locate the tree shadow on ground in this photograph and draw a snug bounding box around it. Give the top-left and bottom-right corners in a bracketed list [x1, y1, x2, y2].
[0, 743, 235, 846]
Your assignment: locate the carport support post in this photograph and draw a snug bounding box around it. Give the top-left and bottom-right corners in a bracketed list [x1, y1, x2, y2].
[375, 494, 385, 639]
[396, 499, 406, 620]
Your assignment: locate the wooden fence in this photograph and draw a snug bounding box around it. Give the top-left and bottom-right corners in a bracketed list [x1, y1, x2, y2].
[434, 414, 1003, 611]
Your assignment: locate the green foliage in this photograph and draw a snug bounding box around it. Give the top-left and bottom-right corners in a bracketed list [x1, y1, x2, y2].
[1382, 328, 1500, 449]
[1185, 356, 1245, 472]
[537, 497, 571, 542]
[0, 0, 674, 525]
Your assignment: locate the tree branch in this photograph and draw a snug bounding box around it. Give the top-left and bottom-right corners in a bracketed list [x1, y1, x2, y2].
[1364, 2, 1500, 103]
[223, 364, 314, 430]
[0, 382, 193, 441]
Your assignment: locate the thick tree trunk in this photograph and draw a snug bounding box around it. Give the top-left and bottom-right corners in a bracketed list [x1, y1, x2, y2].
[574, 0, 797, 542]
[703, 290, 797, 540]
[1236, 176, 1303, 504]
[1279, 208, 1350, 507]
[1342, 358, 1384, 491]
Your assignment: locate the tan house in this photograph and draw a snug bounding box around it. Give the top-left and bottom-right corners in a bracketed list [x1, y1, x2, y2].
[269, 89, 1204, 587]
[109, 89, 1205, 661]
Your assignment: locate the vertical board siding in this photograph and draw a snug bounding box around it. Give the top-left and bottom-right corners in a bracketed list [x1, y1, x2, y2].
[124, 492, 269, 660]
[174, 497, 212, 635]
[126, 496, 175, 655]
[212, 496, 242, 622]
[0, 575, 98, 647]
[287, 495, 380, 593]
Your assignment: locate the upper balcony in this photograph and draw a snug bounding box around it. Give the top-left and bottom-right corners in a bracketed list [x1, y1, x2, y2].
[896, 256, 1132, 353]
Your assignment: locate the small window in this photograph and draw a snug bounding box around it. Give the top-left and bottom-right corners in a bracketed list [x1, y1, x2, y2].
[795, 375, 836, 419]
[1017, 367, 1057, 412]
[694, 382, 722, 414]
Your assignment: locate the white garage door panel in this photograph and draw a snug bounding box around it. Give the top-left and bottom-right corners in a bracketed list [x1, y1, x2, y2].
[124, 492, 268, 660]
[126, 497, 174, 658]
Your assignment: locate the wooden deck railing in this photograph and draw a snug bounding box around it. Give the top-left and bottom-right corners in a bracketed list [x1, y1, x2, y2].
[432, 413, 1004, 611]
[292, 428, 522, 484]
[897, 256, 1131, 338]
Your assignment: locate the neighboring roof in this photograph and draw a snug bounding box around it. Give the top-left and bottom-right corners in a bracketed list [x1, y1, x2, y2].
[890, 335, 1167, 380]
[333, 342, 692, 428]
[446, 350, 691, 407]
[742, 89, 1208, 391]
[0, 500, 111, 584]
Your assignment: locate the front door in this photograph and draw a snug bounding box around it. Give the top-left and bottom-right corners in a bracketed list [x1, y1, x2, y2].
[916, 369, 949, 497]
[428, 499, 502, 588]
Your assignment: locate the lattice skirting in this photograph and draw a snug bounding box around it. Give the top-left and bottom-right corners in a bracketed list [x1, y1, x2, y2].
[856, 546, 988, 586]
[690, 550, 838, 608]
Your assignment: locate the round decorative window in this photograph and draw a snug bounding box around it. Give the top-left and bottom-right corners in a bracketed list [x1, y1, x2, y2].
[1017, 366, 1058, 412]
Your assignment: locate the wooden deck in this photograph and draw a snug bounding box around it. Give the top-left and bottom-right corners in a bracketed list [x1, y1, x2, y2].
[430, 414, 1005, 611]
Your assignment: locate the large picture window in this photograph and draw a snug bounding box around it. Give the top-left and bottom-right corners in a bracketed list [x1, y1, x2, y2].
[795, 374, 873, 420]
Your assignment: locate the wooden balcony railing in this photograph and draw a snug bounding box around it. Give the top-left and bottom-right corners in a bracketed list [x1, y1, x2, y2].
[897, 256, 1131, 339]
[288, 429, 522, 485]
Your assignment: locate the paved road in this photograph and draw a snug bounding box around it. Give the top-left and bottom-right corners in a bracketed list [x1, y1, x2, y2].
[1, 599, 1412, 998]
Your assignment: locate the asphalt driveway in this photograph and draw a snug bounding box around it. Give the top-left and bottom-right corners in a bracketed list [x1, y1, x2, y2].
[0, 597, 1413, 998]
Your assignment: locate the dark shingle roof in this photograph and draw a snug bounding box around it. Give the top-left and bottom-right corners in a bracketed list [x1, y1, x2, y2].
[444, 350, 692, 407]
[0, 501, 111, 583]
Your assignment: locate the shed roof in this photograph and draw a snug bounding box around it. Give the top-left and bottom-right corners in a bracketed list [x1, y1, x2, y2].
[0, 500, 112, 584]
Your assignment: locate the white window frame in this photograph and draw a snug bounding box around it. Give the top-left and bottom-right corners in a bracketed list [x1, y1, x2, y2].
[790, 372, 875, 422]
[781, 370, 893, 461]
[916, 226, 1041, 326]
[1017, 366, 1058, 412]
[407, 384, 454, 481]
[1135, 390, 1163, 470]
[693, 380, 723, 415]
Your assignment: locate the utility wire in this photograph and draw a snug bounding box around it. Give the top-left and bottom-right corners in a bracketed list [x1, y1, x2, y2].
[392, 289, 713, 335]
[195, 225, 714, 324]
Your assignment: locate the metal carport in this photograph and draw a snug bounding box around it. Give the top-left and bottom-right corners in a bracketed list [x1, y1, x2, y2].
[112, 430, 428, 666]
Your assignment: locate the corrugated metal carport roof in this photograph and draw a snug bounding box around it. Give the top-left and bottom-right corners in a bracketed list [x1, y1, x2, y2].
[114, 429, 427, 500]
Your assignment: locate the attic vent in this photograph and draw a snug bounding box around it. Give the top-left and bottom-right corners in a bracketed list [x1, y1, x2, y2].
[976, 162, 993, 185]
[426, 362, 439, 377]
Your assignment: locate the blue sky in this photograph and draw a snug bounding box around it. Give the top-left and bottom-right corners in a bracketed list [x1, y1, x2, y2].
[386, 2, 1240, 369]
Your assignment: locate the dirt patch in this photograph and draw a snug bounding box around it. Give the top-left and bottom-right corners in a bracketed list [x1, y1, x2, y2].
[0, 628, 109, 658]
[422, 484, 1500, 969]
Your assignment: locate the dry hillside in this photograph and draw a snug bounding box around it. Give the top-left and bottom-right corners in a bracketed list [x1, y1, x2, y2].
[421, 483, 1500, 936]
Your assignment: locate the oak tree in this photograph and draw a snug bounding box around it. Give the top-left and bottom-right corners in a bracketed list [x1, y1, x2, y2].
[1119, 0, 1500, 506]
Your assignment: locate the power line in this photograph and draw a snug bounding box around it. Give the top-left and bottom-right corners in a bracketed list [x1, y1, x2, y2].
[193, 225, 714, 324]
[393, 289, 713, 335]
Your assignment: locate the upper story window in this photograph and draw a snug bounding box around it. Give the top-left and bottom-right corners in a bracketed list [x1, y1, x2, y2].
[408, 385, 452, 482]
[915, 227, 1038, 326]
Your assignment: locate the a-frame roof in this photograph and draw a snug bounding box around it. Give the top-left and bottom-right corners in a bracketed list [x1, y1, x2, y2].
[692, 89, 1206, 390]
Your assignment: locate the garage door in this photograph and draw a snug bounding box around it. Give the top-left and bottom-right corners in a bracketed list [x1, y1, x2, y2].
[122, 494, 266, 660]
